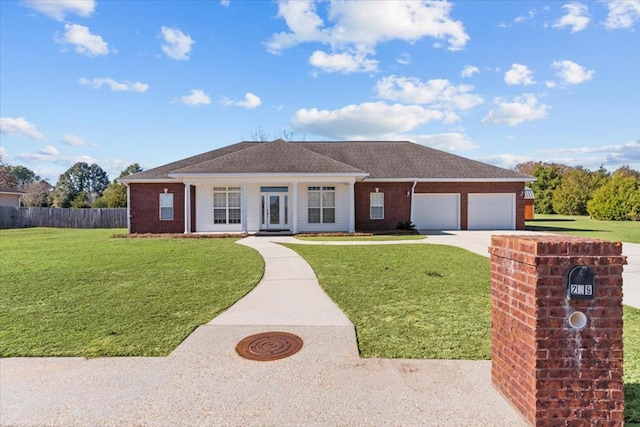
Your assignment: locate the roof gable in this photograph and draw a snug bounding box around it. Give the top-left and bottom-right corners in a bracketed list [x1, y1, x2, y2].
[171, 140, 365, 175]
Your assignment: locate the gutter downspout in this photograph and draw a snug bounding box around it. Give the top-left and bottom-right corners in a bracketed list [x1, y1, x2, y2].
[409, 180, 418, 225]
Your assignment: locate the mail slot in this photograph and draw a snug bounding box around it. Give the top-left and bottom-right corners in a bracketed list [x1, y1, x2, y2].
[567, 265, 595, 300]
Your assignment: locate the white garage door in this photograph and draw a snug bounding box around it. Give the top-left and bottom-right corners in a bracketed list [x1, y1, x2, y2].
[468, 193, 515, 230]
[413, 194, 460, 230]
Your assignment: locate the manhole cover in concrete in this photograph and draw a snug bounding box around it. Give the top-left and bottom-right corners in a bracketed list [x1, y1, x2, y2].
[235, 332, 303, 361]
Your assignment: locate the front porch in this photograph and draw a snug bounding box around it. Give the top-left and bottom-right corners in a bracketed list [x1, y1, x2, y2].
[182, 177, 360, 235]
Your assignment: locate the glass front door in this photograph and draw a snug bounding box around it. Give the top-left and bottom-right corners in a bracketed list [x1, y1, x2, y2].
[261, 190, 289, 230]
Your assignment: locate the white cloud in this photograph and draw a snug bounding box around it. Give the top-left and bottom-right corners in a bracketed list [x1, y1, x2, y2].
[499, 8, 537, 27]
[59, 23, 109, 57]
[17, 151, 96, 166]
[267, 0, 469, 71]
[160, 26, 194, 60]
[78, 77, 149, 92]
[482, 94, 549, 126]
[309, 50, 378, 73]
[551, 60, 594, 85]
[179, 89, 211, 106]
[62, 134, 89, 146]
[292, 102, 457, 140]
[396, 53, 411, 65]
[375, 76, 483, 111]
[553, 3, 590, 33]
[0, 146, 8, 160]
[412, 132, 478, 151]
[504, 63, 535, 86]
[514, 8, 537, 23]
[39, 145, 58, 156]
[481, 153, 534, 169]
[222, 93, 262, 109]
[22, 0, 95, 21]
[541, 140, 640, 165]
[0, 117, 45, 139]
[605, 0, 640, 29]
[220, 0, 230, 7]
[460, 65, 479, 78]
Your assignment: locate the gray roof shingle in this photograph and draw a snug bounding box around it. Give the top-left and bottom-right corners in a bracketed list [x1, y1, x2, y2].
[171, 140, 365, 175]
[122, 140, 532, 181]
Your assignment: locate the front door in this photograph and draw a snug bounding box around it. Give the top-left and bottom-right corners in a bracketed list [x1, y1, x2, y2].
[261, 188, 289, 230]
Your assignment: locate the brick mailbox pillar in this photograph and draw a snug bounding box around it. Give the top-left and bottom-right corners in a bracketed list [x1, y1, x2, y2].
[489, 235, 626, 426]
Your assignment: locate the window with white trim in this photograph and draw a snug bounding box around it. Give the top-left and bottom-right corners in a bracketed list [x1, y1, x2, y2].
[308, 186, 335, 224]
[370, 192, 384, 219]
[159, 193, 174, 221]
[213, 187, 241, 224]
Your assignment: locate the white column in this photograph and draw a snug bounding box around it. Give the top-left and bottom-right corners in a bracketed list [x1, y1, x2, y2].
[241, 183, 248, 234]
[348, 180, 355, 233]
[184, 183, 191, 233]
[292, 182, 298, 234]
[126, 184, 131, 233]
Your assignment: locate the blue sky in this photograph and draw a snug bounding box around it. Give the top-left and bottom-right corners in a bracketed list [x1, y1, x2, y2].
[1, 0, 639, 182]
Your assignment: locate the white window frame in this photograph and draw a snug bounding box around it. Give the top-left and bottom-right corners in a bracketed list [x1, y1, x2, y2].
[159, 193, 174, 221]
[370, 192, 384, 220]
[308, 186, 335, 224]
[213, 187, 242, 225]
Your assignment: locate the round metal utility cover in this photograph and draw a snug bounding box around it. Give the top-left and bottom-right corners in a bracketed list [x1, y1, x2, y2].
[235, 332, 303, 361]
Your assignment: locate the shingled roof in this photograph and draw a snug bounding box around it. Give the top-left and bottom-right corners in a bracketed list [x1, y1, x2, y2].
[122, 140, 532, 182]
[171, 140, 364, 175]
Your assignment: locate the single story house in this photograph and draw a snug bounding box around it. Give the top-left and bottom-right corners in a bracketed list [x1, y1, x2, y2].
[0, 186, 24, 207]
[120, 140, 534, 234]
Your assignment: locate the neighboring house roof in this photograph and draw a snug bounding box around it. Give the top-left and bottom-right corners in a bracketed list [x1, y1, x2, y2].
[121, 140, 533, 182]
[0, 186, 24, 194]
[524, 186, 535, 200]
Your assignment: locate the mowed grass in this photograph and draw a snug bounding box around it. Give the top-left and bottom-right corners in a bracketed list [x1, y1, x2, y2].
[286, 243, 492, 359]
[0, 228, 263, 357]
[286, 243, 640, 423]
[296, 235, 426, 242]
[527, 214, 640, 243]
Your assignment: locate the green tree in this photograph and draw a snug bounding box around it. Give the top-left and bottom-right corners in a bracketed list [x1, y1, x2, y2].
[552, 166, 608, 216]
[92, 163, 142, 208]
[588, 168, 640, 221]
[11, 165, 40, 188]
[53, 162, 109, 208]
[529, 164, 567, 214]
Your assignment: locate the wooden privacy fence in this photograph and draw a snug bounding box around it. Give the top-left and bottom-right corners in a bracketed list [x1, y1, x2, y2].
[0, 207, 127, 229]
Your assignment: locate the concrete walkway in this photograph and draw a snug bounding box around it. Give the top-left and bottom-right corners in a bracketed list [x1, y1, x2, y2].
[1, 235, 528, 427]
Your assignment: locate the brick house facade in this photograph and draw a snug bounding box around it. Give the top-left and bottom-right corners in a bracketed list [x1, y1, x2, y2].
[121, 140, 533, 234]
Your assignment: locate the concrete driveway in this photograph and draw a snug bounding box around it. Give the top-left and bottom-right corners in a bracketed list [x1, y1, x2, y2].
[418, 230, 640, 309]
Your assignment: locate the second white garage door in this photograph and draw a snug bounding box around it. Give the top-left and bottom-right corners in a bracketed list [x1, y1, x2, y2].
[468, 193, 515, 230]
[413, 194, 460, 230]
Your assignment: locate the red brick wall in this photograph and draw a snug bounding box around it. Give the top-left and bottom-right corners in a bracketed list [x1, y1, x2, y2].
[129, 183, 185, 233]
[490, 235, 626, 426]
[414, 181, 526, 230]
[355, 182, 412, 232]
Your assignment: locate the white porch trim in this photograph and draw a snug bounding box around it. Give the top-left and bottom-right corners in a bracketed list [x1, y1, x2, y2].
[184, 183, 191, 233]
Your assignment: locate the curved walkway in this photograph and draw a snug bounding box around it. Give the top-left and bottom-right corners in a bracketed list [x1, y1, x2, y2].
[0, 234, 529, 426]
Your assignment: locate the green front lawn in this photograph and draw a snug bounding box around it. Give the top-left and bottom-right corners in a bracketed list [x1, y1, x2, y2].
[0, 228, 263, 357]
[286, 243, 640, 423]
[296, 235, 426, 242]
[527, 214, 640, 243]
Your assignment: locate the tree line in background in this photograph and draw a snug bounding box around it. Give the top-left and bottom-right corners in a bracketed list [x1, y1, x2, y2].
[0, 156, 141, 208]
[515, 162, 640, 221]
[1, 156, 639, 221]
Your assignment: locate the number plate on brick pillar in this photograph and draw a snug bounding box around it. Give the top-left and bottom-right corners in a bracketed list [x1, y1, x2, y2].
[567, 265, 595, 300]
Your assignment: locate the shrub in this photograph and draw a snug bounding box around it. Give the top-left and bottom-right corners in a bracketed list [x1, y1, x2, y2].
[396, 220, 416, 231]
[588, 173, 640, 221]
